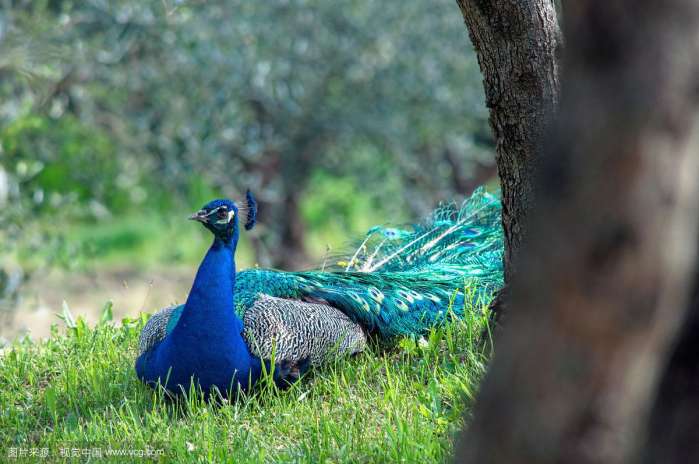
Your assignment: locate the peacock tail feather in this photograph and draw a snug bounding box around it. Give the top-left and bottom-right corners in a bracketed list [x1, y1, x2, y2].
[139, 187, 503, 354]
[235, 187, 503, 337]
[339, 186, 502, 274]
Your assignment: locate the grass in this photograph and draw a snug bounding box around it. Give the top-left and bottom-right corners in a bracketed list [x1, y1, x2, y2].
[0, 299, 492, 463]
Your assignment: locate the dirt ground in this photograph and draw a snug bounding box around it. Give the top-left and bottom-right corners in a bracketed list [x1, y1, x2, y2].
[2, 266, 194, 341]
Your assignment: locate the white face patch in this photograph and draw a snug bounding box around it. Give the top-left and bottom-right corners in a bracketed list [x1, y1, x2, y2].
[214, 208, 235, 224]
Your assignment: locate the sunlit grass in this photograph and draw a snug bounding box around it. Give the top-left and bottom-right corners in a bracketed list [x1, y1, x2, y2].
[0, 299, 491, 463]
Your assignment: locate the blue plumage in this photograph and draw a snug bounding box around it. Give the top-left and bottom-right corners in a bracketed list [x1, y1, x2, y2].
[242, 189, 257, 231]
[136, 198, 265, 395]
[136, 187, 503, 396]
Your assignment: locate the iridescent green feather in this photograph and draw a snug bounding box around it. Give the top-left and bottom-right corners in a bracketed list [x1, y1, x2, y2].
[160, 188, 503, 340]
[235, 187, 503, 337]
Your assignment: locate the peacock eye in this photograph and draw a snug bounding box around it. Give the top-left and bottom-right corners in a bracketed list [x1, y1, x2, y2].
[217, 208, 228, 219]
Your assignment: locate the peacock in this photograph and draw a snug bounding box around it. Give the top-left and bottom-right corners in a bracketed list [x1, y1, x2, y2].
[135, 187, 503, 396]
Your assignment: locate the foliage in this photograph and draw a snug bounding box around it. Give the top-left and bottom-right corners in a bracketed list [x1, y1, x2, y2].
[0, 0, 495, 327]
[0, 297, 491, 463]
[1, 113, 129, 211]
[0, 0, 491, 263]
[300, 171, 395, 258]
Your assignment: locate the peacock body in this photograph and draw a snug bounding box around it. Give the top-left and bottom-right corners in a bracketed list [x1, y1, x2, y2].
[136, 187, 503, 395]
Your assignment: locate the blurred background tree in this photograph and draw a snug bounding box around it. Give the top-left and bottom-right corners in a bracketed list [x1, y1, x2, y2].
[0, 0, 494, 334]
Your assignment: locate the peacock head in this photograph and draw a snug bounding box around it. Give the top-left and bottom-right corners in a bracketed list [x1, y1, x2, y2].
[189, 190, 257, 241]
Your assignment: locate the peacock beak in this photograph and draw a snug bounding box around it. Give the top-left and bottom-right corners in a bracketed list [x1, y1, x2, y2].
[189, 210, 209, 223]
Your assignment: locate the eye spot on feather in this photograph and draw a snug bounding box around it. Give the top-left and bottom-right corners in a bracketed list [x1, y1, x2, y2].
[408, 290, 423, 300]
[380, 227, 410, 239]
[346, 292, 371, 312]
[348, 291, 366, 304]
[425, 293, 442, 303]
[394, 298, 409, 312]
[463, 227, 479, 237]
[368, 287, 384, 303]
[396, 290, 415, 303]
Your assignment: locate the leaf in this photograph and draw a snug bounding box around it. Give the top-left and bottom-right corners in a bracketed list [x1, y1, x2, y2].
[58, 301, 76, 329]
[418, 403, 432, 418]
[398, 337, 417, 354]
[45, 387, 57, 416]
[99, 300, 113, 325]
[75, 317, 87, 339]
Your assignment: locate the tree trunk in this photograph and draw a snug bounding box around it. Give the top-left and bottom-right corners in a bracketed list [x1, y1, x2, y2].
[457, 2, 699, 464]
[644, 272, 699, 463]
[277, 188, 309, 270]
[236, 150, 311, 270]
[455, 0, 562, 304]
[273, 146, 318, 269]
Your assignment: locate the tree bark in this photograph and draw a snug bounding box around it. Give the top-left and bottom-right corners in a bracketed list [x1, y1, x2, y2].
[455, 0, 562, 299]
[457, 1, 699, 463]
[277, 188, 309, 269]
[235, 149, 311, 270]
[644, 273, 699, 463]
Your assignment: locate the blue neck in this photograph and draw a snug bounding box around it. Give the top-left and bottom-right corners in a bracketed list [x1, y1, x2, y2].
[175, 235, 240, 333]
[144, 231, 262, 395]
